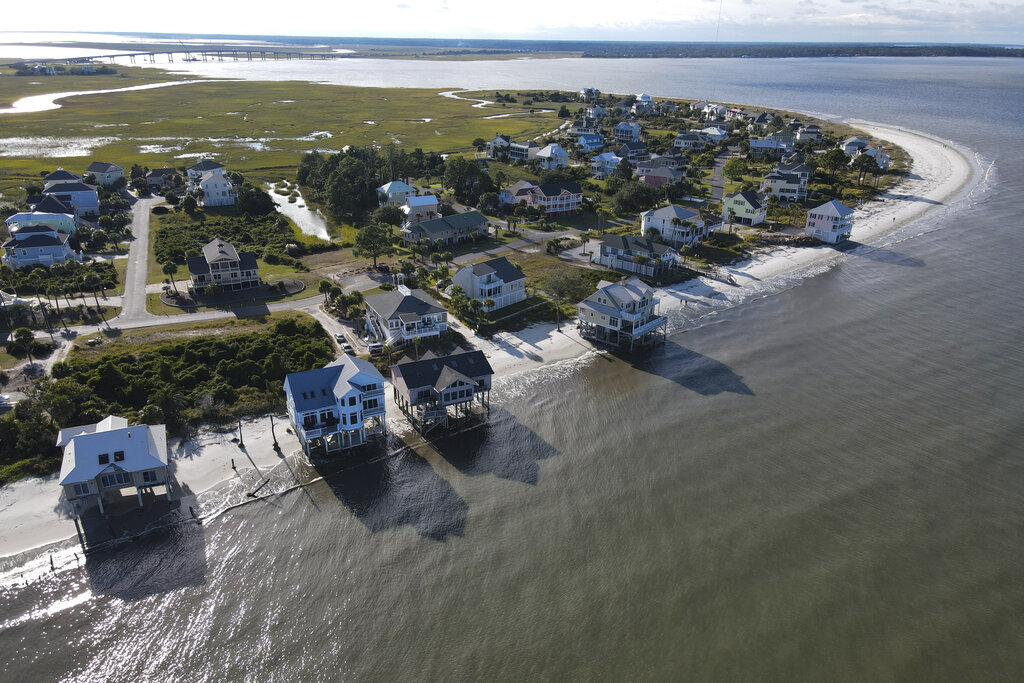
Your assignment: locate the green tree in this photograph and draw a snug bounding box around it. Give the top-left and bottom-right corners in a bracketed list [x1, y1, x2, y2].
[13, 327, 34, 364]
[353, 222, 394, 268]
[162, 262, 179, 295]
[821, 148, 848, 181]
[542, 269, 590, 330]
[319, 279, 334, 304]
[723, 158, 748, 182]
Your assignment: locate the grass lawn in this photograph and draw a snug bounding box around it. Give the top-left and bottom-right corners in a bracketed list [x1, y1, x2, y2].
[72, 311, 316, 361]
[0, 348, 20, 370]
[111, 258, 128, 295]
[502, 251, 618, 292]
[145, 275, 320, 315]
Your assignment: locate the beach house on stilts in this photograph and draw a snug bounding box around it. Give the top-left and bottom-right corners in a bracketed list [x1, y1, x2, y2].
[577, 277, 668, 351]
[390, 350, 493, 435]
[283, 355, 388, 456]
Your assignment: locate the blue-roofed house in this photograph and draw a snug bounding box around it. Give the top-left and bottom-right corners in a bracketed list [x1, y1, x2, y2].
[42, 181, 99, 218]
[377, 180, 417, 206]
[805, 200, 855, 244]
[283, 355, 388, 455]
[576, 134, 605, 153]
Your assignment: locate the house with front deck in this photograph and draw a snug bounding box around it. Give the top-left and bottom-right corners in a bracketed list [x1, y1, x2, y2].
[805, 200, 855, 244]
[569, 117, 600, 137]
[2, 224, 80, 269]
[760, 170, 806, 202]
[391, 350, 493, 434]
[509, 141, 541, 162]
[618, 141, 650, 165]
[840, 137, 870, 155]
[486, 134, 511, 159]
[85, 161, 124, 187]
[146, 168, 182, 190]
[591, 152, 623, 179]
[614, 120, 643, 143]
[57, 416, 170, 515]
[283, 356, 387, 455]
[585, 103, 608, 119]
[749, 138, 793, 159]
[640, 204, 713, 248]
[364, 285, 448, 346]
[722, 190, 767, 226]
[499, 181, 583, 216]
[187, 238, 260, 292]
[377, 180, 417, 206]
[401, 210, 488, 246]
[595, 234, 678, 278]
[674, 132, 711, 151]
[452, 256, 526, 312]
[577, 277, 667, 351]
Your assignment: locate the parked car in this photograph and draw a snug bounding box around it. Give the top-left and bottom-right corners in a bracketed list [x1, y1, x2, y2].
[341, 342, 354, 354]
[368, 343, 383, 356]
[334, 333, 346, 343]
[375, 264, 390, 273]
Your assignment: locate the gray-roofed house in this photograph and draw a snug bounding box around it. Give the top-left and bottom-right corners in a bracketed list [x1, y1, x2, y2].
[722, 190, 767, 226]
[283, 355, 387, 455]
[85, 161, 124, 186]
[391, 350, 493, 434]
[508, 140, 541, 162]
[577, 277, 667, 351]
[759, 169, 806, 202]
[618, 141, 650, 164]
[198, 171, 236, 207]
[57, 416, 170, 515]
[401, 210, 488, 246]
[187, 238, 260, 293]
[640, 204, 714, 248]
[146, 167, 182, 189]
[452, 256, 526, 311]
[364, 285, 448, 346]
[42, 181, 99, 218]
[614, 120, 643, 143]
[42, 168, 82, 189]
[2, 224, 80, 269]
[805, 200, 855, 244]
[595, 234, 678, 278]
[377, 180, 417, 206]
[187, 159, 226, 183]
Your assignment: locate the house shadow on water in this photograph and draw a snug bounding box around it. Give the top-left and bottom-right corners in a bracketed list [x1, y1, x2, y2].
[314, 443, 468, 541]
[82, 503, 207, 600]
[627, 339, 755, 397]
[430, 408, 560, 486]
[837, 240, 925, 267]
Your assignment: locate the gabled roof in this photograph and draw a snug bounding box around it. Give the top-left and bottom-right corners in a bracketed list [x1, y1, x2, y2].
[641, 204, 700, 223]
[615, 120, 642, 130]
[463, 256, 525, 283]
[777, 161, 812, 175]
[537, 144, 568, 158]
[58, 418, 167, 486]
[812, 200, 855, 217]
[365, 288, 445, 320]
[86, 161, 121, 173]
[391, 350, 493, 393]
[592, 152, 622, 163]
[44, 168, 80, 183]
[4, 232, 68, 248]
[30, 195, 74, 214]
[203, 238, 239, 263]
[763, 171, 801, 184]
[406, 194, 438, 208]
[379, 180, 416, 194]
[600, 234, 675, 257]
[189, 159, 225, 172]
[537, 181, 582, 198]
[584, 277, 654, 310]
[408, 211, 487, 238]
[147, 167, 180, 178]
[726, 190, 765, 210]
[199, 171, 229, 185]
[43, 181, 96, 194]
[618, 141, 647, 153]
[12, 223, 59, 236]
[283, 355, 385, 413]
[577, 134, 604, 144]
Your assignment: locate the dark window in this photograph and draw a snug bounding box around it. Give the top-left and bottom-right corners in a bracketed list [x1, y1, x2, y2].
[98, 453, 109, 465]
[350, 412, 358, 424]
[348, 396, 356, 406]
[114, 451, 125, 462]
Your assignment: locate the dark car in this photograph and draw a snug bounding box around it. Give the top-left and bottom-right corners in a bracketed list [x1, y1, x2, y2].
[376, 264, 390, 273]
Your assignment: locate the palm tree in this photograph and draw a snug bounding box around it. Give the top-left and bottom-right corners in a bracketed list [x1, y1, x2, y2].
[318, 278, 333, 304]
[85, 273, 102, 308]
[46, 284, 64, 327]
[469, 298, 484, 329]
[670, 216, 682, 241]
[163, 262, 180, 294]
[14, 327, 34, 366]
[483, 297, 495, 313]
[380, 343, 395, 366]
[430, 252, 443, 267]
[441, 251, 453, 266]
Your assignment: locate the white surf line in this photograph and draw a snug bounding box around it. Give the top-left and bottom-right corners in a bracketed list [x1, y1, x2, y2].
[0, 79, 208, 114]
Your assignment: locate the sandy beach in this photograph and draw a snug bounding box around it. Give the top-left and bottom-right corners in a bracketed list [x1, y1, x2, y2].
[0, 121, 979, 561]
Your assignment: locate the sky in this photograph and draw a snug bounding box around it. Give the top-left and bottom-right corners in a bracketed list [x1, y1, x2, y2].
[1, 0, 1022, 45]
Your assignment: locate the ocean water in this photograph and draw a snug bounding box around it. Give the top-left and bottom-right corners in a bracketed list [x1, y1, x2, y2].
[1, 56, 1023, 681]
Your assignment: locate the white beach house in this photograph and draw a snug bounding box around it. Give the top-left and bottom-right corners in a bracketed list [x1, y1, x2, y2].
[577, 277, 667, 351]
[640, 205, 714, 248]
[452, 256, 526, 312]
[805, 200, 855, 244]
[364, 285, 448, 346]
[57, 416, 170, 515]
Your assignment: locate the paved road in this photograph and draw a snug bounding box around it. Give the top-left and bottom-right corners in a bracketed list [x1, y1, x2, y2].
[119, 196, 162, 325]
[709, 151, 730, 202]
